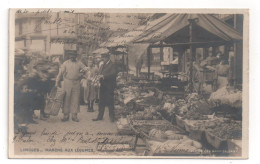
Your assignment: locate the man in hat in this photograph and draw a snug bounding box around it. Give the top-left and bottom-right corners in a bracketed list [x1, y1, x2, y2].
[93, 53, 118, 122]
[56, 50, 88, 122]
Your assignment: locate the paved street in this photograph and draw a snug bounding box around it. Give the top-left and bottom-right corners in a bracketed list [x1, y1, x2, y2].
[13, 104, 138, 157]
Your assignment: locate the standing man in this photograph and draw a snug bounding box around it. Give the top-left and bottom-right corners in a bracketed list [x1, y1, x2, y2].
[56, 50, 88, 122]
[92, 53, 117, 122]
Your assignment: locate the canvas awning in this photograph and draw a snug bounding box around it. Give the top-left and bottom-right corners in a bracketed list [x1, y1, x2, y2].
[100, 14, 172, 48]
[134, 14, 243, 44]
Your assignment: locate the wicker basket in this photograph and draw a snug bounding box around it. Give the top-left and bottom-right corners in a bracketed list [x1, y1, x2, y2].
[44, 87, 65, 116]
[227, 139, 242, 156]
[145, 139, 203, 156]
[205, 131, 227, 149]
[129, 119, 186, 142]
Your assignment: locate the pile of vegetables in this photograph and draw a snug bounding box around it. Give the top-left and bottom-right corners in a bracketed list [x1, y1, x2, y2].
[207, 120, 242, 140]
[147, 137, 203, 154]
[178, 106, 210, 120]
[116, 118, 134, 135]
[209, 86, 242, 108]
[129, 108, 162, 120]
[149, 129, 186, 140]
[160, 95, 187, 115]
[185, 118, 226, 131]
[116, 86, 139, 104]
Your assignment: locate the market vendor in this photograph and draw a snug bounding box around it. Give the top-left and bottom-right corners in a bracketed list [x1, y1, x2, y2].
[228, 46, 235, 86]
[92, 52, 118, 122]
[56, 50, 88, 122]
[135, 55, 144, 77]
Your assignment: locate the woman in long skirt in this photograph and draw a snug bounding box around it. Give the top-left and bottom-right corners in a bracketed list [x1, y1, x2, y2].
[83, 60, 99, 112]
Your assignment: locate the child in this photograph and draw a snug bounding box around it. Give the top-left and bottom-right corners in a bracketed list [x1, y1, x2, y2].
[14, 83, 37, 134]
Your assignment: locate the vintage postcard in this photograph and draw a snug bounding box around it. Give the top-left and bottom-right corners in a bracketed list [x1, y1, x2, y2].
[9, 8, 249, 158]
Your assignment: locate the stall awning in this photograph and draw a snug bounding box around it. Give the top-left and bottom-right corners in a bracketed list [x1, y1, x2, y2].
[100, 14, 172, 48]
[134, 14, 243, 44]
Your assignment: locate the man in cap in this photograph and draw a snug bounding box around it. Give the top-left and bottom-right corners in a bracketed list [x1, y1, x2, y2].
[92, 52, 118, 122]
[56, 50, 88, 122]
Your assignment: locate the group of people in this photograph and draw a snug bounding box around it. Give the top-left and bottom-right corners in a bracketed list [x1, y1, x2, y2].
[14, 49, 118, 134]
[55, 50, 118, 123]
[14, 59, 54, 133]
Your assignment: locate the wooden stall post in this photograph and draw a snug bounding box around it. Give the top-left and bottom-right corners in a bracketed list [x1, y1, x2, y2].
[187, 19, 195, 92]
[126, 47, 129, 81]
[203, 47, 209, 59]
[147, 46, 151, 80]
[160, 41, 164, 61]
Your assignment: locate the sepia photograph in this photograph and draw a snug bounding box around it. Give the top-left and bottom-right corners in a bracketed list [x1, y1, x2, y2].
[8, 8, 249, 158]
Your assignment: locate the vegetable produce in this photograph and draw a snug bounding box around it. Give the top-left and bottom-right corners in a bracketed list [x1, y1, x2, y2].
[209, 87, 242, 108]
[149, 129, 167, 140]
[147, 138, 203, 154]
[207, 120, 242, 140]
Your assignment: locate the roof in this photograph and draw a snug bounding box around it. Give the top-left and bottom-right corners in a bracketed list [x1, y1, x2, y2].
[134, 14, 243, 44]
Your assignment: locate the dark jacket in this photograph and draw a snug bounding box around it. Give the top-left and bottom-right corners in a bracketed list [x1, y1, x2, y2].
[100, 60, 117, 91]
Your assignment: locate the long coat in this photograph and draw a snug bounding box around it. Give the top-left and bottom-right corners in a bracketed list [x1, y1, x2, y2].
[99, 60, 117, 105]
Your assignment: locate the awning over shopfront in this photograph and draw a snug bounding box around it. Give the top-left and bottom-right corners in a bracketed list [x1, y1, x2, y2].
[134, 14, 243, 44]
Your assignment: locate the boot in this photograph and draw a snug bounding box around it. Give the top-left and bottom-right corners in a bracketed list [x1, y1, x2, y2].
[32, 113, 38, 119]
[40, 114, 47, 120]
[61, 114, 69, 122]
[87, 102, 92, 112]
[92, 118, 102, 121]
[29, 120, 38, 124]
[42, 113, 50, 118]
[72, 113, 79, 122]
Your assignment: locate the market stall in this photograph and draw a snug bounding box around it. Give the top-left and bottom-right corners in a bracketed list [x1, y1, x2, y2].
[113, 77, 242, 156]
[99, 14, 243, 156]
[133, 14, 243, 93]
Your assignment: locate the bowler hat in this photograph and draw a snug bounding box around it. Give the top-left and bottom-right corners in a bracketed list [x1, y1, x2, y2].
[101, 53, 110, 57]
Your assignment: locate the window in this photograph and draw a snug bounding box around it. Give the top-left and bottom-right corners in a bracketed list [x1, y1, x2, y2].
[34, 20, 42, 33]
